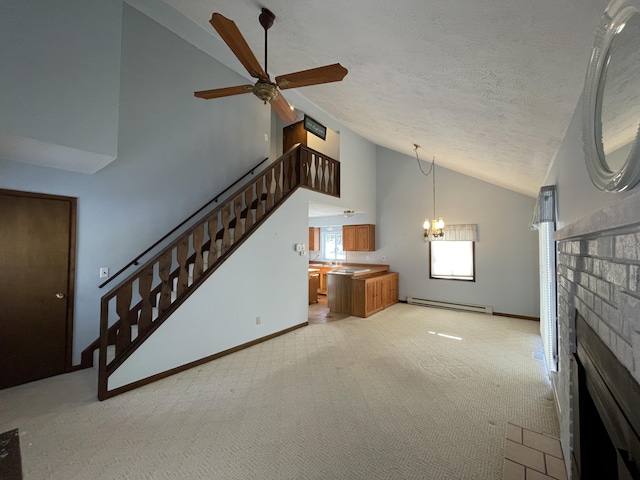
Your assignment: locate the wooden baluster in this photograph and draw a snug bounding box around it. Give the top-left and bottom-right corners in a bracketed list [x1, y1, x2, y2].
[244, 184, 254, 231]
[306, 150, 314, 187]
[311, 154, 318, 190]
[138, 266, 153, 333]
[266, 169, 274, 211]
[327, 160, 334, 194]
[322, 157, 328, 193]
[176, 236, 189, 296]
[234, 195, 243, 243]
[115, 284, 132, 356]
[208, 212, 219, 263]
[221, 204, 231, 254]
[158, 250, 172, 314]
[333, 160, 340, 196]
[193, 225, 204, 282]
[255, 176, 265, 221]
[274, 162, 282, 203]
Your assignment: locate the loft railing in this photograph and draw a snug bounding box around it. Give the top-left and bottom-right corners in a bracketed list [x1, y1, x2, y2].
[95, 144, 339, 400]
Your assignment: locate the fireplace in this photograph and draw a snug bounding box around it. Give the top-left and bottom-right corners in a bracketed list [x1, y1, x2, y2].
[571, 313, 640, 479]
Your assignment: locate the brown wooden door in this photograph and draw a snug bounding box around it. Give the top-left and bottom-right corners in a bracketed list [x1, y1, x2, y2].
[282, 121, 306, 152]
[0, 190, 75, 389]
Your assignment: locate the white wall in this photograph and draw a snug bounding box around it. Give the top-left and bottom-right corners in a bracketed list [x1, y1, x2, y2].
[109, 189, 311, 390]
[376, 147, 540, 317]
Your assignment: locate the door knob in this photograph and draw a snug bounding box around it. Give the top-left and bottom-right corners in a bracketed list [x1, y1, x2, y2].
[55, 293, 65, 299]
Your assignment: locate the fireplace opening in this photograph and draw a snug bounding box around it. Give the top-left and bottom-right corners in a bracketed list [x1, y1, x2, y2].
[570, 313, 640, 480]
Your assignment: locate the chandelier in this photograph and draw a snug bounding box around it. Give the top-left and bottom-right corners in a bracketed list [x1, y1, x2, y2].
[414, 144, 445, 241]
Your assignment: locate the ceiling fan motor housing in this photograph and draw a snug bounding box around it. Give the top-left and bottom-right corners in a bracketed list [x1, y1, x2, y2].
[253, 80, 279, 103]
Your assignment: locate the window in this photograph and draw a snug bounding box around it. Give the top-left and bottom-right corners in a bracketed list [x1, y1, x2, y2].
[429, 241, 475, 281]
[322, 230, 345, 261]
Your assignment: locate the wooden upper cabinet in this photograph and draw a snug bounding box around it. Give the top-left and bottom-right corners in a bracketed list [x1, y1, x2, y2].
[343, 224, 375, 251]
[309, 227, 320, 251]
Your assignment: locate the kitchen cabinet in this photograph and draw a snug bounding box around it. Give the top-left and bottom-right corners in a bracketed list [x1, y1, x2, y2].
[342, 224, 375, 251]
[382, 272, 399, 308]
[352, 272, 398, 317]
[309, 227, 320, 251]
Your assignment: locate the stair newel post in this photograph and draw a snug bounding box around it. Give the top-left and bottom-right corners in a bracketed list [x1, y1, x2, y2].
[137, 266, 153, 334]
[244, 184, 254, 231]
[233, 195, 244, 243]
[158, 250, 173, 313]
[192, 225, 204, 282]
[98, 297, 110, 399]
[221, 204, 231, 255]
[115, 284, 133, 356]
[207, 212, 219, 263]
[176, 236, 189, 296]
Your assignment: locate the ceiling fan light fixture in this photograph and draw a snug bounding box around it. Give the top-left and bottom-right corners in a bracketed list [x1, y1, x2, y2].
[253, 81, 279, 103]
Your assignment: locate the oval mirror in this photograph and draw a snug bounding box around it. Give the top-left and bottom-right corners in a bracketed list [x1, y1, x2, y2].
[583, 0, 640, 192]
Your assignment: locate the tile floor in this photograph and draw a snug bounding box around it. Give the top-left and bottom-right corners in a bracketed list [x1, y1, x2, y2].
[307, 295, 349, 324]
[504, 423, 567, 480]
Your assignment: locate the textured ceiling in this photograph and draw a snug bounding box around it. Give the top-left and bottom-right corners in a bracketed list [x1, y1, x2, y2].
[165, 0, 609, 197]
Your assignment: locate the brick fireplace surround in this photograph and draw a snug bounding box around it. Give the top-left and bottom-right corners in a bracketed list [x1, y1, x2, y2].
[554, 190, 640, 477]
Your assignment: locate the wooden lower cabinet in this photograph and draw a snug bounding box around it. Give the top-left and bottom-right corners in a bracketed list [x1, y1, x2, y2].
[352, 272, 398, 317]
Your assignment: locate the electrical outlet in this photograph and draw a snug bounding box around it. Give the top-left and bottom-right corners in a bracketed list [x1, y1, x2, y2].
[256, 316, 261, 325]
[264, 133, 269, 141]
[99, 267, 109, 278]
[382, 256, 386, 261]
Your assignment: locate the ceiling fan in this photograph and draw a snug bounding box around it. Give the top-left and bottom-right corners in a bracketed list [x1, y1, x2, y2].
[194, 8, 348, 123]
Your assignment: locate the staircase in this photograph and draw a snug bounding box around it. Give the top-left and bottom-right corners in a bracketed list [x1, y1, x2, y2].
[85, 144, 340, 400]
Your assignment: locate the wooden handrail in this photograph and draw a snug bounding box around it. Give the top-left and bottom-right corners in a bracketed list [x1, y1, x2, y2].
[98, 156, 270, 289]
[95, 145, 339, 399]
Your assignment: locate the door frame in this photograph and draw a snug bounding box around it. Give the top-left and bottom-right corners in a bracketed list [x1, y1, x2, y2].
[0, 189, 77, 371]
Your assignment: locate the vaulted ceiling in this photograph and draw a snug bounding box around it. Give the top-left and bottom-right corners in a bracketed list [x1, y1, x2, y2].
[165, 0, 609, 197]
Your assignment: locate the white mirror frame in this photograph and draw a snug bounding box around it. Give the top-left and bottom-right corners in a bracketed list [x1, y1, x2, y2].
[583, 0, 640, 192]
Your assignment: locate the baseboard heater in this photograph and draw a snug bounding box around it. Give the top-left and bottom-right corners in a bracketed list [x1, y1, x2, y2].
[406, 296, 493, 315]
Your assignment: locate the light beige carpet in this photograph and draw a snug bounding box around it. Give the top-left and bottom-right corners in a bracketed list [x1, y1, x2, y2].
[0, 304, 558, 479]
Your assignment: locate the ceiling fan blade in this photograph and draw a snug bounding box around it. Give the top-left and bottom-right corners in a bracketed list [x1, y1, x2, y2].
[194, 85, 253, 99]
[210, 13, 268, 80]
[275, 63, 348, 90]
[270, 93, 298, 123]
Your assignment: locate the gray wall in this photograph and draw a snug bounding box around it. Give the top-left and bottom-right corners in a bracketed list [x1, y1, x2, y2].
[0, 4, 271, 363]
[375, 147, 540, 317]
[0, 0, 122, 159]
[544, 100, 635, 228]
